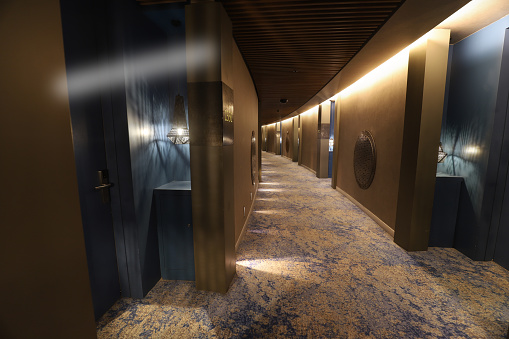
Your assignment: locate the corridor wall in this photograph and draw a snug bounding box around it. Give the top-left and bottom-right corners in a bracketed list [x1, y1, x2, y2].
[335, 30, 450, 250]
[233, 41, 259, 245]
[336, 53, 408, 229]
[300, 107, 319, 173]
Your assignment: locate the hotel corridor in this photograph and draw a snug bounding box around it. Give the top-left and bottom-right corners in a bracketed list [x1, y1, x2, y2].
[97, 152, 509, 338]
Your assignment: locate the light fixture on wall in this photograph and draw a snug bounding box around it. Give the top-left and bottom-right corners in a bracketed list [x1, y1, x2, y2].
[438, 142, 447, 163]
[167, 94, 189, 144]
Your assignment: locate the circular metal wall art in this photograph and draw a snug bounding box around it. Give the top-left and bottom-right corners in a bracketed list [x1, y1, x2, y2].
[353, 130, 376, 189]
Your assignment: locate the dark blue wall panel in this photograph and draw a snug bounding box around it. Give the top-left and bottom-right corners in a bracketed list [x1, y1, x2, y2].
[439, 16, 509, 260]
[122, 4, 190, 296]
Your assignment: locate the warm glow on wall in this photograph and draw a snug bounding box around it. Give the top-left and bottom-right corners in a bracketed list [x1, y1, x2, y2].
[301, 106, 318, 117]
[340, 33, 431, 99]
[281, 116, 293, 124]
[140, 127, 152, 137]
[340, 51, 409, 98]
[463, 145, 482, 158]
[261, 0, 508, 130]
[436, 0, 509, 40]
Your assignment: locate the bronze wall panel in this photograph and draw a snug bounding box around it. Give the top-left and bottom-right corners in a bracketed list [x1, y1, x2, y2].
[188, 81, 224, 147]
[331, 100, 340, 188]
[301, 110, 318, 172]
[222, 83, 234, 146]
[292, 118, 299, 162]
[394, 30, 450, 251]
[266, 124, 276, 154]
[190, 145, 235, 292]
[0, 0, 96, 336]
[316, 105, 322, 176]
[282, 119, 293, 160]
[186, 2, 231, 85]
[316, 105, 330, 178]
[186, 1, 236, 293]
[232, 42, 258, 244]
[223, 144, 236, 288]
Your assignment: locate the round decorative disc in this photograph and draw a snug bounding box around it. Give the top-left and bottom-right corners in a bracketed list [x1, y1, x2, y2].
[353, 130, 376, 189]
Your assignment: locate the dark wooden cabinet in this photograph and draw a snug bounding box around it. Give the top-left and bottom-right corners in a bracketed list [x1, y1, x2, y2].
[429, 174, 464, 247]
[154, 181, 195, 281]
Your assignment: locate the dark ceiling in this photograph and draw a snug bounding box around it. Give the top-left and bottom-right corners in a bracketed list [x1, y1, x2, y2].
[219, 0, 406, 124]
[139, 0, 407, 125]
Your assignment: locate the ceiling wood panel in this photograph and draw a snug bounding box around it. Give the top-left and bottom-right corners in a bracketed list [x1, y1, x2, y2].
[220, 0, 405, 124]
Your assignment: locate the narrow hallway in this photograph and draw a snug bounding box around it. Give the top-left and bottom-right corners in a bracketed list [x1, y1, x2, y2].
[97, 152, 509, 338]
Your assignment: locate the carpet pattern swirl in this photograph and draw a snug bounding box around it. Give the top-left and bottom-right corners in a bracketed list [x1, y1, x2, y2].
[97, 152, 509, 338]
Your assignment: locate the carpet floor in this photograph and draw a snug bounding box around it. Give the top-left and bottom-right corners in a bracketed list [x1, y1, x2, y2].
[97, 151, 509, 338]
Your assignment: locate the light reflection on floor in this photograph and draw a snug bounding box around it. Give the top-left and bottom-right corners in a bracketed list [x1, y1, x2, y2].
[253, 210, 282, 215]
[237, 258, 308, 278]
[257, 188, 282, 192]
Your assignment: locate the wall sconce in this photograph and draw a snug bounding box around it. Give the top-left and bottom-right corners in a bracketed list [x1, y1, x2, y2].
[438, 142, 447, 163]
[167, 94, 189, 144]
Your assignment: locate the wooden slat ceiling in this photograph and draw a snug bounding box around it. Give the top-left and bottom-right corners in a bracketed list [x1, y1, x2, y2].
[219, 0, 405, 124]
[139, 0, 406, 124]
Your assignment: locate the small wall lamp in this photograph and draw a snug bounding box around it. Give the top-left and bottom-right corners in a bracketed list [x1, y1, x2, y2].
[438, 142, 447, 163]
[167, 94, 189, 144]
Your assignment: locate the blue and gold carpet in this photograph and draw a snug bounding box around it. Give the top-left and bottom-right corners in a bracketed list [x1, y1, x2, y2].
[97, 152, 509, 338]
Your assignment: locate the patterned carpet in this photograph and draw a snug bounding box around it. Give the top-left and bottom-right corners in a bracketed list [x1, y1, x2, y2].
[97, 152, 509, 338]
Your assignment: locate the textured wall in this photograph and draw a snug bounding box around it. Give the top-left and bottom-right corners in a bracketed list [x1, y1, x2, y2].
[336, 54, 408, 228]
[0, 0, 97, 337]
[439, 17, 509, 260]
[300, 109, 319, 173]
[233, 42, 258, 244]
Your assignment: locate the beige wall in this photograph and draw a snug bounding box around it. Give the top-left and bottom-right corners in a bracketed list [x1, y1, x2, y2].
[336, 55, 409, 229]
[233, 42, 259, 244]
[300, 108, 319, 173]
[0, 0, 97, 337]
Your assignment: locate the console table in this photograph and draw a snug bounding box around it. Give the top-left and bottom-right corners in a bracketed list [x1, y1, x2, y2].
[154, 181, 195, 280]
[429, 173, 464, 247]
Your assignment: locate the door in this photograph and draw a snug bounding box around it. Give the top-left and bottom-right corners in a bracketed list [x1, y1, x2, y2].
[60, 0, 121, 320]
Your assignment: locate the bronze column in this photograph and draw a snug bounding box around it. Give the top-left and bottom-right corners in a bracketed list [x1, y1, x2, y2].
[186, 1, 235, 293]
[394, 29, 450, 251]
